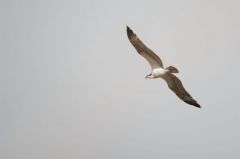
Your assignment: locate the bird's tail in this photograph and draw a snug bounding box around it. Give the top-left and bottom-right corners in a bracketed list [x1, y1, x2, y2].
[166, 66, 179, 73]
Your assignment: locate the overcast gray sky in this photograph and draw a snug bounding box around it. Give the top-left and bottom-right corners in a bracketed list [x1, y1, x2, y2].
[1, 0, 240, 159]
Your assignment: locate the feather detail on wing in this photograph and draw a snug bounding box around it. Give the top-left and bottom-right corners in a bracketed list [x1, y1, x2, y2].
[127, 26, 163, 69]
[162, 74, 201, 108]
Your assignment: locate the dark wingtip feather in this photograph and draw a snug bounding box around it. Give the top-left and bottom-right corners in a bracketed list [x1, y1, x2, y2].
[185, 100, 201, 108]
[194, 103, 201, 108]
[126, 26, 134, 39]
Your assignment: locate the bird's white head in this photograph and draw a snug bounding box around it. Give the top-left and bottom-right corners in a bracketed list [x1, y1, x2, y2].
[145, 73, 154, 79]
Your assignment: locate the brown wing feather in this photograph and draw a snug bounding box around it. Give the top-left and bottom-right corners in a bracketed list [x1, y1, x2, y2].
[127, 26, 163, 69]
[162, 74, 201, 108]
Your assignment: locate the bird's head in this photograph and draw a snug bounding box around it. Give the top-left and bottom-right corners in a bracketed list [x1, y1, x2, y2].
[145, 73, 153, 79]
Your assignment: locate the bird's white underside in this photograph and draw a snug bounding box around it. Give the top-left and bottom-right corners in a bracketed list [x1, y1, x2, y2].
[151, 68, 168, 78]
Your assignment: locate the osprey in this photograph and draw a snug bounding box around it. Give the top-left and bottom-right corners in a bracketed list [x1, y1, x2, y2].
[127, 26, 201, 108]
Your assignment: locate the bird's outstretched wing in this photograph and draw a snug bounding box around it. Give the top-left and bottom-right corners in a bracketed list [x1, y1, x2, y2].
[127, 26, 163, 69]
[162, 74, 201, 108]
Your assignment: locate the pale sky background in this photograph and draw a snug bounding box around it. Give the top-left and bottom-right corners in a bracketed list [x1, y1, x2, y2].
[1, 0, 240, 159]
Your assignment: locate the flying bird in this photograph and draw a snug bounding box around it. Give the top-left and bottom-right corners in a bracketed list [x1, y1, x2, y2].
[126, 26, 201, 108]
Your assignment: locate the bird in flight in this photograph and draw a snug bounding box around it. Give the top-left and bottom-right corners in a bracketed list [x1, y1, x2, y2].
[126, 26, 201, 108]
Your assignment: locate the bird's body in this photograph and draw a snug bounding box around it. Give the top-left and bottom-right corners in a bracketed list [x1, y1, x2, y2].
[126, 26, 201, 108]
[149, 68, 169, 78]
